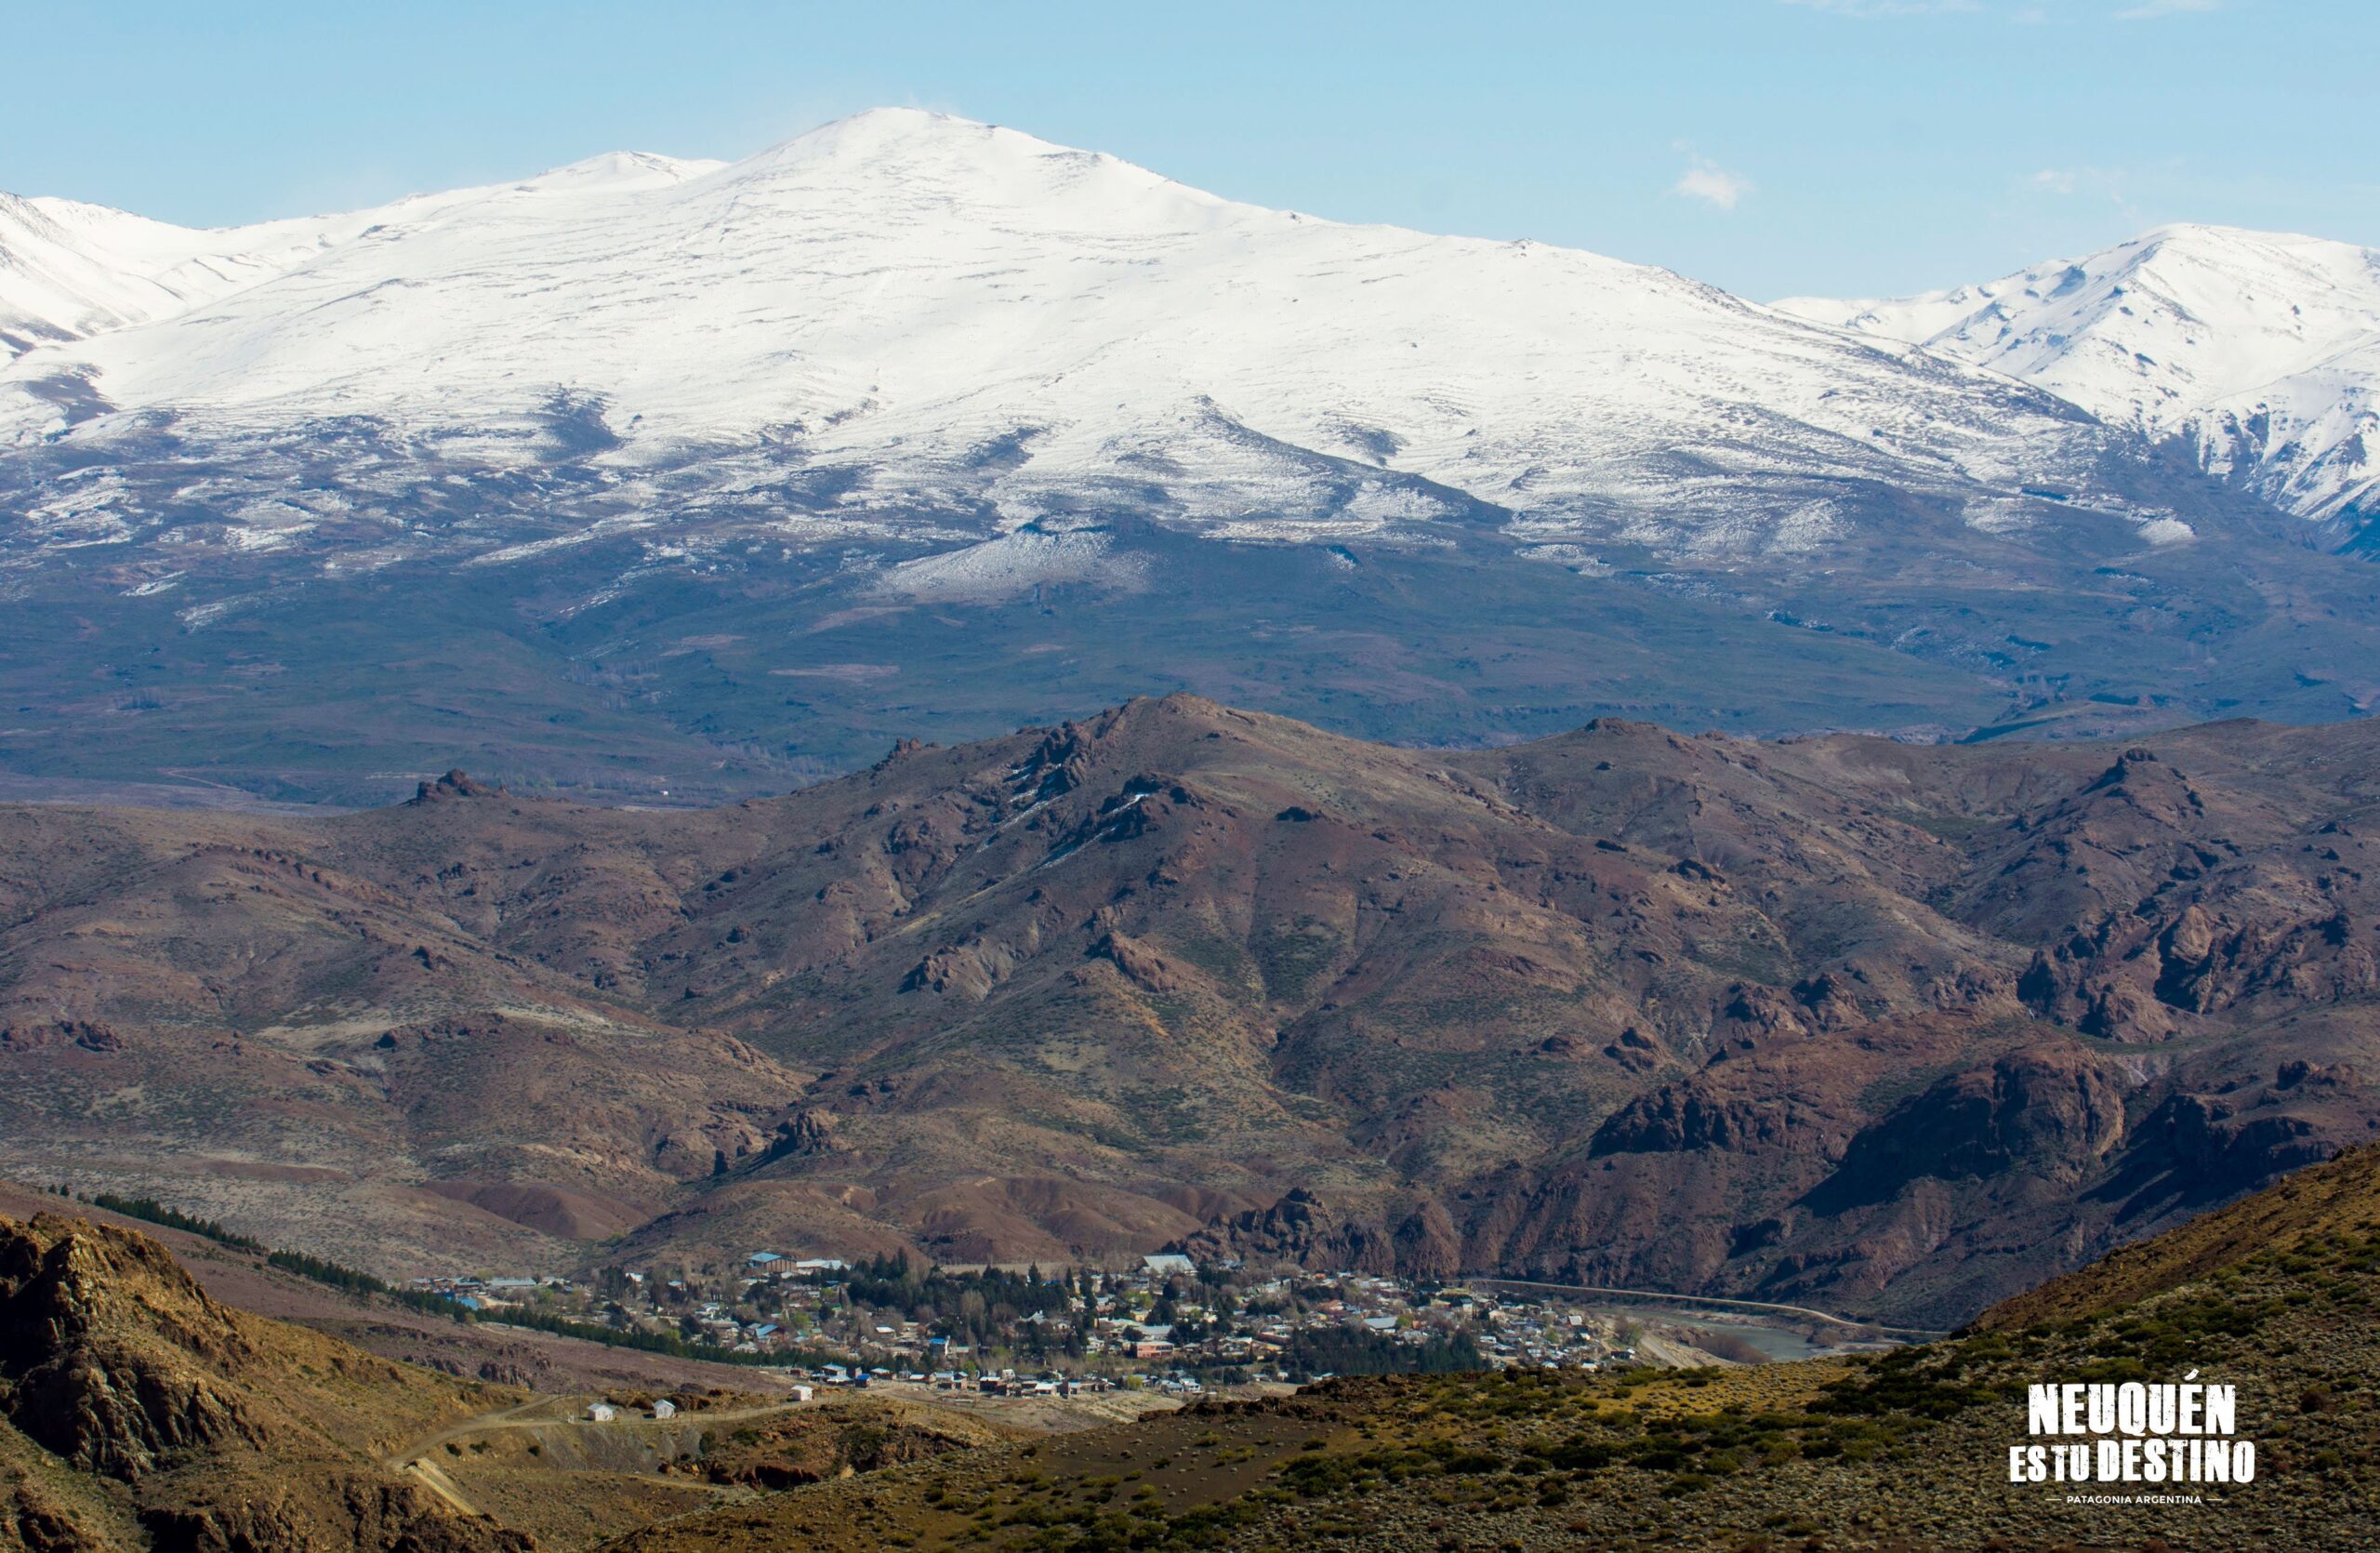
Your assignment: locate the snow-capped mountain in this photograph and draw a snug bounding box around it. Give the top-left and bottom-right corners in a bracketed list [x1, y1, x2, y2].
[4, 111, 2377, 803]
[1778, 225, 2380, 527]
[1, 109, 2215, 569]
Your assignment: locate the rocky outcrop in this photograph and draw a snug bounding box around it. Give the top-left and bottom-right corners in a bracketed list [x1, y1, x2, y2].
[0, 1218, 265, 1480]
[2020, 898, 2376, 1041]
[409, 770, 504, 803]
[1170, 1189, 1461, 1280]
[1803, 1046, 2126, 1212]
[0, 1021, 122, 1053]
[763, 1108, 840, 1161]
[900, 943, 996, 999]
[1086, 930, 1180, 994]
[1589, 1082, 1807, 1157]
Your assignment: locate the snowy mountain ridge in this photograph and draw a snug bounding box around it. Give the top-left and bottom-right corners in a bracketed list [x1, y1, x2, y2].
[0, 108, 2213, 571]
[1778, 223, 2380, 525]
[0, 152, 726, 360]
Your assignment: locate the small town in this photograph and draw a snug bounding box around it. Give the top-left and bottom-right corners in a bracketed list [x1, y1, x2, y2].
[402, 1248, 1855, 1402]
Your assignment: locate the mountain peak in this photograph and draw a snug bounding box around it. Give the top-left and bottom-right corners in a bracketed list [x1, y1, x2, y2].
[728, 106, 1210, 219]
[515, 149, 726, 193]
[1780, 221, 2380, 523]
[747, 106, 1060, 172]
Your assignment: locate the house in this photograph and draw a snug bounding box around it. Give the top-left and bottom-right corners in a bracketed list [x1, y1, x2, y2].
[651, 1400, 677, 1420]
[1141, 1253, 1196, 1278]
[787, 1384, 814, 1402]
[746, 1252, 783, 1268]
[587, 1402, 617, 1423]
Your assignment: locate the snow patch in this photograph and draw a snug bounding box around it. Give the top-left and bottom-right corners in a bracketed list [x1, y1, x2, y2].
[875, 528, 1149, 601]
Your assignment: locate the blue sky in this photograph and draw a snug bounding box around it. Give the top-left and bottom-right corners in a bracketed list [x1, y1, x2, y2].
[5, 0, 2370, 299]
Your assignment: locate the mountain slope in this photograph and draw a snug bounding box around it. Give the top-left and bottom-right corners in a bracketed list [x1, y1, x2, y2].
[1780, 223, 2380, 527]
[7, 698, 2380, 1324]
[0, 1210, 528, 1551]
[1974, 1135, 2380, 1333]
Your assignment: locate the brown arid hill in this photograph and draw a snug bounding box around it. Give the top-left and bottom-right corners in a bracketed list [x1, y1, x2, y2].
[5, 697, 2380, 1323]
[611, 1141, 2380, 1553]
[0, 1210, 525, 1552]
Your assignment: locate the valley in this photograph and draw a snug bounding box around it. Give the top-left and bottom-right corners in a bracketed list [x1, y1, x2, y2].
[12, 1137, 2380, 1551]
[613, 1139, 2380, 1551]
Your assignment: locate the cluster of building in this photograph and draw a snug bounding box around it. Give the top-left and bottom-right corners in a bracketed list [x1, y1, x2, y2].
[404, 1251, 1650, 1388]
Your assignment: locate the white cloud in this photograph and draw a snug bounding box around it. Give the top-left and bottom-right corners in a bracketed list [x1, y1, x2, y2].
[1674, 157, 1753, 211]
[2114, 0, 2217, 17]
[2020, 165, 2142, 219]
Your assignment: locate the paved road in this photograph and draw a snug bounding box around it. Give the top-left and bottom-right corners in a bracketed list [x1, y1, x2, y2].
[1469, 1277, 1950, 1341]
